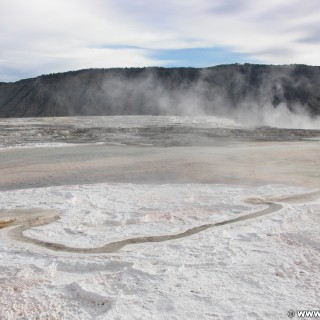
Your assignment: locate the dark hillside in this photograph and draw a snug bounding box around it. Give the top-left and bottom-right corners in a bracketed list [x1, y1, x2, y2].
[1, 64, 320, 119]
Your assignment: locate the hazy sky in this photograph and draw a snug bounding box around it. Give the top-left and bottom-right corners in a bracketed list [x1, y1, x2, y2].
[1, 0, 320, 81]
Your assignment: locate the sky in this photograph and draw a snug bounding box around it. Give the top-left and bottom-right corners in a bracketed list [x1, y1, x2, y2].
[1, 0, 320, 82]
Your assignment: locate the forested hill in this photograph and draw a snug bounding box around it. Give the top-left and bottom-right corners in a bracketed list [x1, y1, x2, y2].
[0, 64, 320, 118]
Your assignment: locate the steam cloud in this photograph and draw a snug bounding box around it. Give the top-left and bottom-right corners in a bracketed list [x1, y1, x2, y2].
[1, 65, 320, 129]
[78, 66, 320, 129]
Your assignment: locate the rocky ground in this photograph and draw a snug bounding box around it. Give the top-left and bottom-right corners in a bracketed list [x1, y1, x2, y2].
[0, 116, 319, 319]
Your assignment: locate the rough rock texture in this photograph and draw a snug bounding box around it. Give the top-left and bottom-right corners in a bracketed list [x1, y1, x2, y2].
[0, 64, 320, 118]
